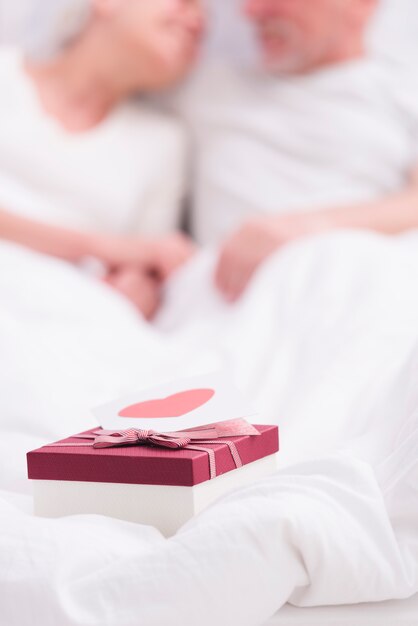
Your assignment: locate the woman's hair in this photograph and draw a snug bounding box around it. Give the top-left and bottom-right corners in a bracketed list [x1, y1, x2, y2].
[0, 0, 91, 60]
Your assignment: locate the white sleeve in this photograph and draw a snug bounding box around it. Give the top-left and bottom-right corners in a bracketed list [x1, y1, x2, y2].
[391, 67, 418, 165]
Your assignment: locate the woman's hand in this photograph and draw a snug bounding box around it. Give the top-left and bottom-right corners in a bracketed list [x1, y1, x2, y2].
[0, 209, 196, 317]
[0, 210, 196, 277]
[215, 212, 331, 302]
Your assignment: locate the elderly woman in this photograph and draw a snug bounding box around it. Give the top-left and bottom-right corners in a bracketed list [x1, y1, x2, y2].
[0, 0, 204, 318]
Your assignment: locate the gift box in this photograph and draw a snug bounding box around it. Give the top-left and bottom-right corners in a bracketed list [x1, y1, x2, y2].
[27, 422, 279, 537]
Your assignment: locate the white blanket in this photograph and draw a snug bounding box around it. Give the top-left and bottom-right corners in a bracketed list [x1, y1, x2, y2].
[1, 231, 418, 625]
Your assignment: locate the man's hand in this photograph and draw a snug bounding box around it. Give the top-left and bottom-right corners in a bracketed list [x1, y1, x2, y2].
[143, 233, 197, 280]
[93, 231, 196, 280]
[96, 232, 196, 317]
[215, 213, 329, 301]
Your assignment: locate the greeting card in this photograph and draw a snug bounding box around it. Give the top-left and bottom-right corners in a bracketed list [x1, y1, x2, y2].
[93, 373, 257, 432]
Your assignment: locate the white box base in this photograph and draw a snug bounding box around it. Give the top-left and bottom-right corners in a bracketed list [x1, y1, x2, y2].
[32, 454, 278, 537]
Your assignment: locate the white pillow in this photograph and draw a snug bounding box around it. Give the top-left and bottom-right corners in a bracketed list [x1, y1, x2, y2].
[0, 50, 187, 235]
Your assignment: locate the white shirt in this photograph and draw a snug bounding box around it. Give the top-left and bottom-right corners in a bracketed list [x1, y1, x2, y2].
[0, 51, 187, 235]
[179, 57, 418, 245]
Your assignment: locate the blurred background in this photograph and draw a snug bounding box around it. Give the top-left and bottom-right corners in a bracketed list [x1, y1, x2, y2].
[1, 0, 418, 318]
[0, 0, 417, 245]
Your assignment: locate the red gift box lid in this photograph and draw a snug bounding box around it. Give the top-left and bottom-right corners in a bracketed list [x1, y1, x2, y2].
[27, 425, 279, 487]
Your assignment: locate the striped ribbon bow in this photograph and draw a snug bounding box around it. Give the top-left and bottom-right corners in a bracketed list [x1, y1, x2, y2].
[91, 427, 219, 450]
[47, 419, 260, 480]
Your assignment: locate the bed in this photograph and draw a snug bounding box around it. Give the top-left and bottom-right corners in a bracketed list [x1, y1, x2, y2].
[1, 234, 418, 626]
[1, 2, 418, 622]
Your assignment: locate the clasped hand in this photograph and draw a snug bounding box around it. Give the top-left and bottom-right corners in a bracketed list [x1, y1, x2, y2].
[93, 231, 196, 319]
[98, 212, 329, 317]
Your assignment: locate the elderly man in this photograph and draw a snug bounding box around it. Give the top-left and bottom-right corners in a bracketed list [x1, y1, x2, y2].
[178, 0, 418, 300]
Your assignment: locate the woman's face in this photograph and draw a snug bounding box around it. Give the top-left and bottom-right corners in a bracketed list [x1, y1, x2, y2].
[119, 0, 206, 89]
[25, 0, 206, 131]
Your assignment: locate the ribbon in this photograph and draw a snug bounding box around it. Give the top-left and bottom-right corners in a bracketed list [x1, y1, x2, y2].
[45, 419, 260, 480]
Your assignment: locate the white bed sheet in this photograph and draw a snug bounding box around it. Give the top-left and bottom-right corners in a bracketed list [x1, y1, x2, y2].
[267, 594, 418, 626]
[1, 231, 418, 625]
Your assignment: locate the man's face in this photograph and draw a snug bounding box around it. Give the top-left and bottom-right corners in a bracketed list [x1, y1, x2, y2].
[244, 0, 375, 74]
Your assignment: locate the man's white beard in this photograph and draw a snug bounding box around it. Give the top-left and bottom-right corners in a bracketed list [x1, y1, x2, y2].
[257, 21, 312, 75]
[265, 50, 311, 75]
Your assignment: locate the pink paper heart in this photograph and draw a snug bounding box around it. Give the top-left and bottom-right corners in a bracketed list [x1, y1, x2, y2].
[118, 388, 215, 419]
